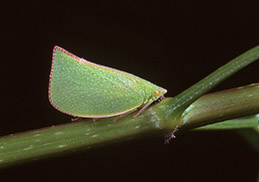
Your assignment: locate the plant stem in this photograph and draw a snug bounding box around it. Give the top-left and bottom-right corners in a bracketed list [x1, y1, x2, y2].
[0, 83, 258, 168]
[195, 114, 259, 131]
[181, 83, 259, 130]
[165, 46, 259, 127]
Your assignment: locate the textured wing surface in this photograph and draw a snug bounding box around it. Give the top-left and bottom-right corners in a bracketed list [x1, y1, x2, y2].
[49, 47, 145, 117]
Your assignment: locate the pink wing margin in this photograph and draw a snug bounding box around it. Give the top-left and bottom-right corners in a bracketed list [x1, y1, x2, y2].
[48, 46, 84, 117]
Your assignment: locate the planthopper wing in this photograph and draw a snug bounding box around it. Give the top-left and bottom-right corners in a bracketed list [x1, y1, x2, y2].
[49, 46, 145, 118]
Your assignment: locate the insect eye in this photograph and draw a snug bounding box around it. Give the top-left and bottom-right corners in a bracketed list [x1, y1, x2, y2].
[153, 90, 159, 96]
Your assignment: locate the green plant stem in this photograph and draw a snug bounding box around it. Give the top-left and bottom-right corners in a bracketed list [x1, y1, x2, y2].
[195, 114, 259, 131]
[181, 83, 259, 130]
[0, 83, 259, 168]
[165, 46, 259, 127]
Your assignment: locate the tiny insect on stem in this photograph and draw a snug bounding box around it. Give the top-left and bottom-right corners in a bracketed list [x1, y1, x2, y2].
[164, 126, 179, 144]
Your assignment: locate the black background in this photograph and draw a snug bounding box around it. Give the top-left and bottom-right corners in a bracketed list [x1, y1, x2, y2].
[0, 1, 258, 181]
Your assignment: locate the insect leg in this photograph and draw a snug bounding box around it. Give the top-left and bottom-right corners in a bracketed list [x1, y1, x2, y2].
[113, 109, 137, 122]
[133, 101, 153, 118]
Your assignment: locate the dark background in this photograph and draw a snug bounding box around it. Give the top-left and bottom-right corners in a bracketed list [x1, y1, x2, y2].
[0, 1, 258, 181]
